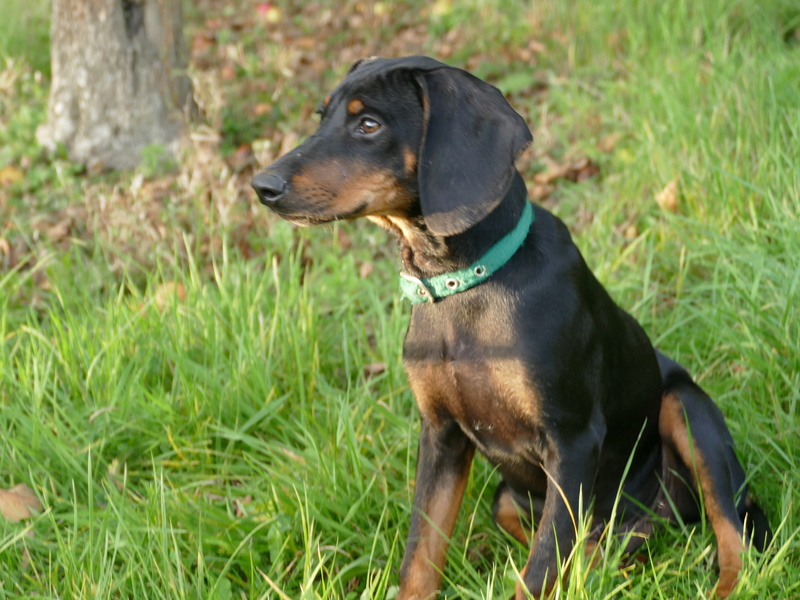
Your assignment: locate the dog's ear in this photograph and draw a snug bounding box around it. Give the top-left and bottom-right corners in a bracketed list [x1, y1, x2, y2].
[415, 68, 532, 236]
[348, 56, 377, 74]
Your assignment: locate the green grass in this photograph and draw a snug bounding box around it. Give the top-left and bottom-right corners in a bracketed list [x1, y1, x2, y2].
[1, 0, 799, 598]
[0, 0, 50, 74]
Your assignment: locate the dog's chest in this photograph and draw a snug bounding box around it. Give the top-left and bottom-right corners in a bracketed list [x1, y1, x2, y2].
[403, 342, 546, 466]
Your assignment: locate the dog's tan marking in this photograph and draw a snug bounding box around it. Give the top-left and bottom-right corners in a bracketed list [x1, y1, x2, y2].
[403, 147, 417, 175]
[660, 393, 744, 598]
[348, 98, 365, 115]
[494, 486, 530, 545]
[398, 453, 474, 600]
[290, 160, 410, 220]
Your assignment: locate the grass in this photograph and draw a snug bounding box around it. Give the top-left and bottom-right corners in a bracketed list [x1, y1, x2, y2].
[0, 0, 49, 74]
[1, 0, 799, 598]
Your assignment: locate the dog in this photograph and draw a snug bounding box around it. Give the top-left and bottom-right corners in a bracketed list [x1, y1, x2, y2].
[251, 56, 770, 599]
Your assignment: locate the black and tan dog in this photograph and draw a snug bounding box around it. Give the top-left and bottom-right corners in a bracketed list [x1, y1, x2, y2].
[252, 56, 770, 599]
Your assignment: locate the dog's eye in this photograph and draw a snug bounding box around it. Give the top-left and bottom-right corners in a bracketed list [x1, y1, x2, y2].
[358, 117, 381, 135]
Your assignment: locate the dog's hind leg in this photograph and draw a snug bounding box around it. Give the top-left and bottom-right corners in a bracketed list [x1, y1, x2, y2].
[656, 352, 752, 598]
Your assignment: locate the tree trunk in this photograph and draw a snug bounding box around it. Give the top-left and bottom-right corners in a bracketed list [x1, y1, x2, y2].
[36, 0, 193, 172]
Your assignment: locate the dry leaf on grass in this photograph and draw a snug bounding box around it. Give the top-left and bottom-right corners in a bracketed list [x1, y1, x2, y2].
[229, 143, 255, 172]
[191, 32, 214, 54]
[528, 183, 555, 202]
[359, 261, 374, 279]
[596, 133, 623, 153]
[153, 281, 187, 311]
[0, 483, 41, 522]
[529, 156, 599, 202]
[0, 165, 24, 186]
[534, 156, 600, 185]
[220, 63, 237, 81]
[655, 179, 680, 213]
[363, 362, 387, 378]
[47, 218, 72, 243]
[234, 495, 253, 518]
[534, 157, 572, 185]
[623, 223, 639, 239]
[253, 102, 272, 116]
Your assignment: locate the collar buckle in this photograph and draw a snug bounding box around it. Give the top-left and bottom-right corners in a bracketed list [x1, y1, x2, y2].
[400, 272, 435, 304]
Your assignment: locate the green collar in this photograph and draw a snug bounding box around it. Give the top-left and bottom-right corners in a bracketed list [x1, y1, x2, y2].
[400, 201, 534, 305]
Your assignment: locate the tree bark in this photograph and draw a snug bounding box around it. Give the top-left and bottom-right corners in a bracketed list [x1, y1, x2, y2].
[36, 0, 193, 171]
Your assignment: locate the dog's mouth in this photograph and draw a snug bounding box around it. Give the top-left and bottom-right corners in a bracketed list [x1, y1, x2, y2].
[268, 200, 370, 227]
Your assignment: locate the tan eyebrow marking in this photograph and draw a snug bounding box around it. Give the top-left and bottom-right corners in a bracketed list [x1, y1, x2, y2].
[403, 147, 417, 175]
[348, 98, 365, 115]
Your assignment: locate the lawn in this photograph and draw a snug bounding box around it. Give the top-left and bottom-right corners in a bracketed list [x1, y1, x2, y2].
[1, 0, 798, 598]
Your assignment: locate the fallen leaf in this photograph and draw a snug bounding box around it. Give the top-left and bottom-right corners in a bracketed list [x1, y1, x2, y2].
[655, 179, 679, 213]
[234, 495, 253, 518]
[204, 18, 226, 30]
[221, 64, 237, 81]
[253, 103, 272, 116]
[0, 165, 24, 186]
[348, 14, 365, 28]
[191, 33, 215, 54]
[0, 483, 41, 522]
[528, 183, 555, 201]
[140, 178, 175, 201]
[534, 156, 600, 185]
[47, 219, 72, 243]
[229, 143, 254, 172]
[359, 262, 374, 278]
[363, 362, 387, 378]
[572, 157, 600, 182]
[596, 133, 623, 153]
[295, 36, 315, 50]
[528, 39, 547, 54]
[623, 223, 639, 239]
[153, 281, 187, 311]
[533, 159, 571, 185]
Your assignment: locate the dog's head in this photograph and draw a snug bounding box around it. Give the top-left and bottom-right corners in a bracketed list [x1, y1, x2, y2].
[252, 56, 531, 236]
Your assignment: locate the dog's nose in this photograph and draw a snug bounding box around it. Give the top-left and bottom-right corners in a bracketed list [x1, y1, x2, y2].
[252, 172, 288, 204]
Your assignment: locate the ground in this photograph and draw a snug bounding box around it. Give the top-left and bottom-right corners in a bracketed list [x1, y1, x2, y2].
[0, 0, 798, 598]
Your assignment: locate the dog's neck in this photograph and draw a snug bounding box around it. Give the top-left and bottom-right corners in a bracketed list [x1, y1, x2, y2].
[369, 172, 529, 279]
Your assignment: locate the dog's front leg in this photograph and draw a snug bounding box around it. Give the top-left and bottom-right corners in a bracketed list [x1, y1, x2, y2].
[517, 433, 601, 599]
[398, 418, 475, 600]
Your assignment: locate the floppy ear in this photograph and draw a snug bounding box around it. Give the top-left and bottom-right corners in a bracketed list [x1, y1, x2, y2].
[415, 68, 532, 236]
